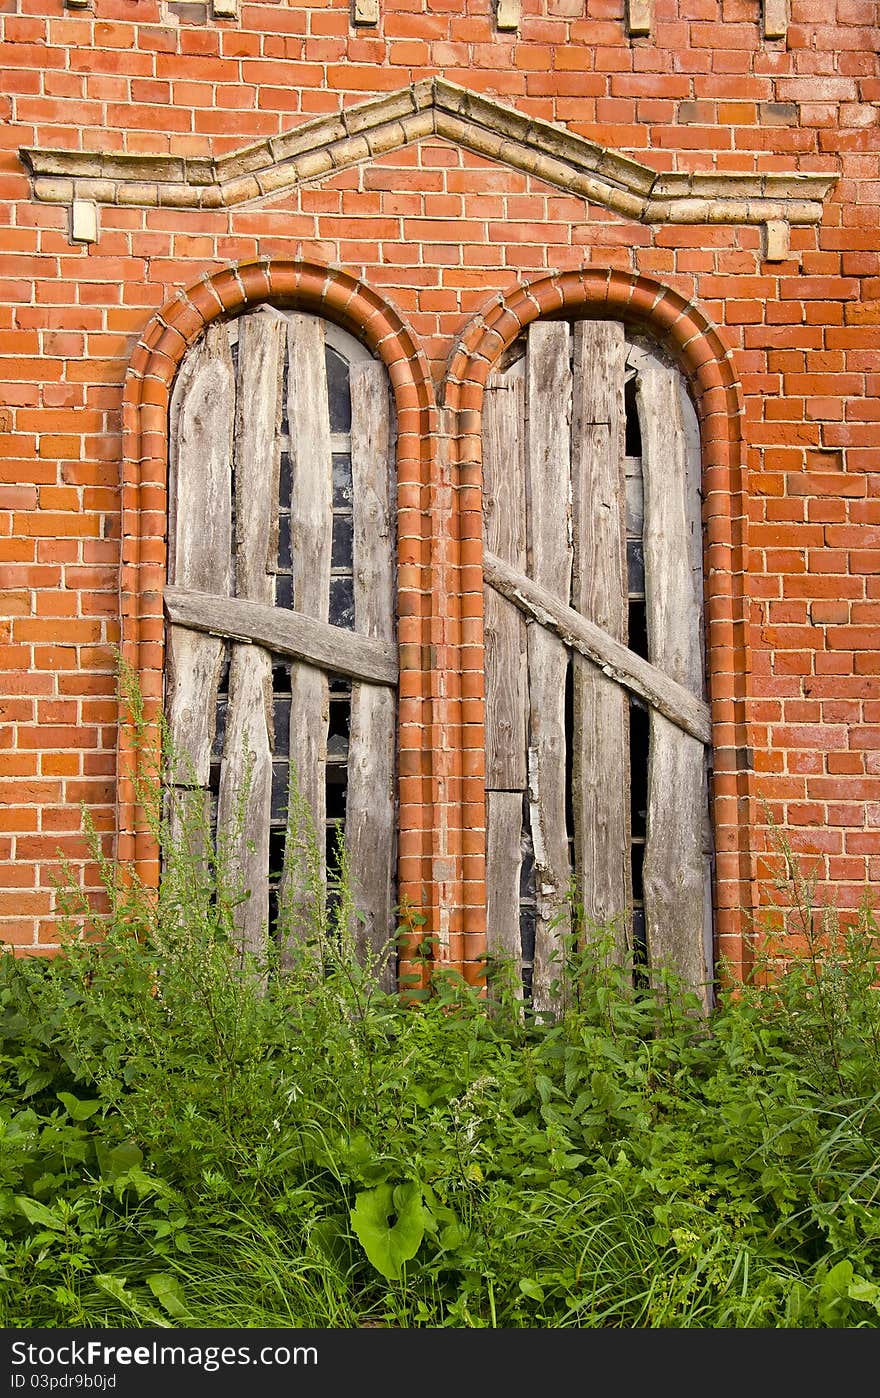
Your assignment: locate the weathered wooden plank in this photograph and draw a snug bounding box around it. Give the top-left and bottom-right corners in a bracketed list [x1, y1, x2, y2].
[525, 321, 573, 1014]
[163, 588, 398, 687]
[346, 359, 396, 988]
[347, 686, 396, 982]
[283, 314, 333, 932]
[165, 322, 234, 787]
[677, 371, 714, 982]
[483, 374, 528, 791]
[637, 355, 712, 1011]
[216, 644, 273, 959]
[484, 552, 712, 746]
[234, 311, 286, 605]
[213, 312, 287, 958]
[571, 320, 631, 959]
[164, 786, 213, 876]
[486, 790, 524, 992]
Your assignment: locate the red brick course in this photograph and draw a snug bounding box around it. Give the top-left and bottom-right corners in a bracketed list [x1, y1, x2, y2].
[1, 0, 878, 981]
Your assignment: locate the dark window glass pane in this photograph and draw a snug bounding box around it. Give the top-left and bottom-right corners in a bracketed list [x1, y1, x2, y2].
[277, 513, 292, 571]
[273, 698, 290, 756]
[627, 538, 645, 593]
[329, 575, 355, 630]
[279, 450, 292, 508]
[629, 700, 649, 840]
[272, 659, 291, 696]
[325, 347, 351, 434]
[275, 573, 293, 610]
[212, 699, 227, 759]
[628, 597, 648, 659]
[331, 514, 354, 570]
[625, 375, 642, 456]
[328, 690, 350, 738]
[631, 840, 644, 903]
[332, 453, 353, 508]
[269, 827, 286, 883]
[520, 905, 536, 972]
[271, 761, 288, 823]
[631, 905, 647, 972]
[327, 765, 347, 819]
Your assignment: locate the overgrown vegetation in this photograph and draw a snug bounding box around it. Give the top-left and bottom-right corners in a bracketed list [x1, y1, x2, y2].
[1, 696, 879, 1328]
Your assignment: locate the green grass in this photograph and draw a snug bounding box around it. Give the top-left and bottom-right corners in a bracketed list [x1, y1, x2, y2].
[1, 695, 879, 1327]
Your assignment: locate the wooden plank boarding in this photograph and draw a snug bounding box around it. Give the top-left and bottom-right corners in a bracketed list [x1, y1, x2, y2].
[163, 588, 397, 687]
[483, 552, 712, 746]
[346, 359, 396, 988]
[217, 646, 274, 958]
[637, 355, 711, 1010]
[483, 374, 528, 792]
[282, 314, 333, 936]
[165, 322, 234, 791]
[218, 311, 285, 957]
[483, 373, 528, 986]
[571, 320, 631, 960]
[525, 321, 573, 1014]
[485, 790, 524, 988]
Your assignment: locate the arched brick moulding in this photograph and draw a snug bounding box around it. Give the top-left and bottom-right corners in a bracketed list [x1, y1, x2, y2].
[444, 267, 757, 986]
[118, 259, 443, 988]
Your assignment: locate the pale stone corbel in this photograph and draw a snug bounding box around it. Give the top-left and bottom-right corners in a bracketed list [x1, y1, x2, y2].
[70, 200, 98, 245]
[496, 0, 521, 32]
[352, 0, 379, 25]
[763, 219, 790, 262]
[763, 0, 788, 40]
[626, 0, 652, 37]
[212, 0, 239, 17]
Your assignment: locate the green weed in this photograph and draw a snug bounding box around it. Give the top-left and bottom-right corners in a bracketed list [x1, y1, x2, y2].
[1, 681, 878, 1328]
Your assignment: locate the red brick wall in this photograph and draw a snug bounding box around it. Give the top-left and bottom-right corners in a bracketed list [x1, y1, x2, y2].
[1, 0, 877, 979]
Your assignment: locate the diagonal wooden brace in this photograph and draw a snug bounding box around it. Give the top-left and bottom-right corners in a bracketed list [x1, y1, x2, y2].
[483, 550, 712, 746]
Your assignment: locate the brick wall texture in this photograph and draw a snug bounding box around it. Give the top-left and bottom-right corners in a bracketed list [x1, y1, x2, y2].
[1, 0, 878, 984]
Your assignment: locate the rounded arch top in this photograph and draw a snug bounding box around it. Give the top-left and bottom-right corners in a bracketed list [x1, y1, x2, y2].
[442, 268, 744, 447]
[125, 259, 438, 431]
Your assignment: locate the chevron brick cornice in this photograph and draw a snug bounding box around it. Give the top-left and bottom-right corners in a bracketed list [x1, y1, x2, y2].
[20, 77, 836, 230]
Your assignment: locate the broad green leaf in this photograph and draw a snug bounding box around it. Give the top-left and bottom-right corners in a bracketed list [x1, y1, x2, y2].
[15, 1196, 65, 1231]
[439, 1221, 468, 1251]
[848, 1277, 880, 1313]
[57, 1092, 101, 1122]
[519, 1278, 545, 1302]
[93, 1274, 169, 1328]
[96, 1140, 143, 1181]
[350, 1181, 425, 1281]
[146, 1272, 188, 1318]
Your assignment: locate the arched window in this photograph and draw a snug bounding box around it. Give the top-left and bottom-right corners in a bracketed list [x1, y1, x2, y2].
[163, 308, 397, 983]
[482, 319, 713, 1011]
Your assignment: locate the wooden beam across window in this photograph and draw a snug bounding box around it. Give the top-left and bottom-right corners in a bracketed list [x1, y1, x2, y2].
[483, 551, 712, 747]
[163, 588, 398, 688]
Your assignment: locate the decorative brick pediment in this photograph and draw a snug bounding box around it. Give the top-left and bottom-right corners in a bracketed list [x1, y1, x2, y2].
[21, 77, 835, 233]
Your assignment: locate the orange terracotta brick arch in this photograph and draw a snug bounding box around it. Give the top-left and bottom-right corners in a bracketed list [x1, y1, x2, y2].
[118, 259, 443, 987]
[444, 268, 757, 984]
